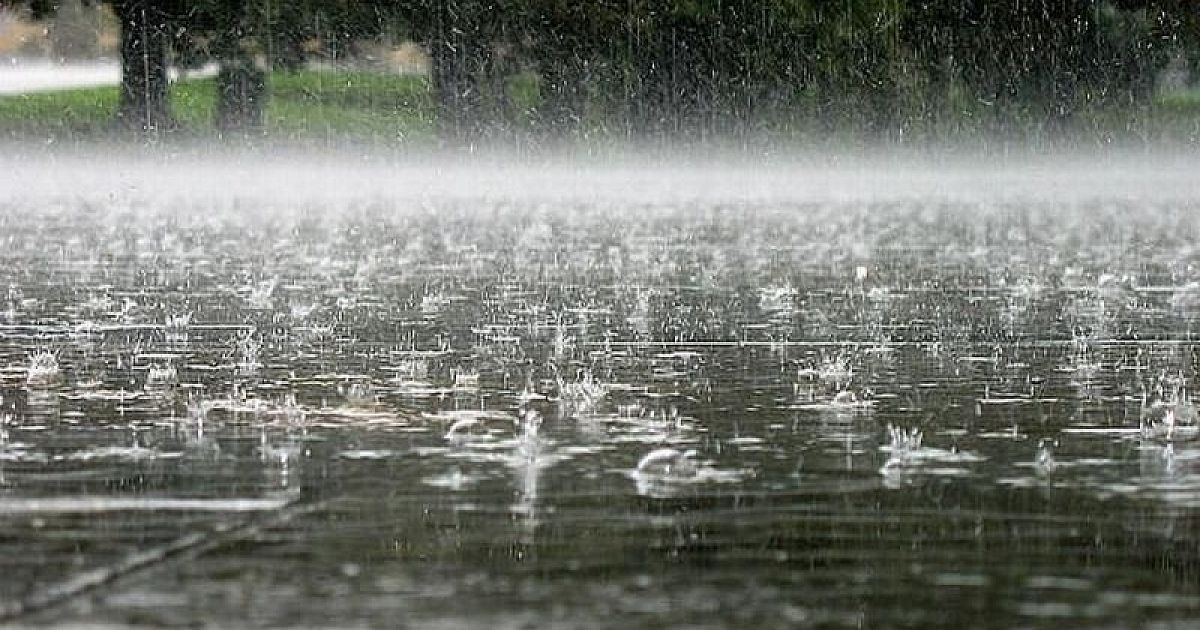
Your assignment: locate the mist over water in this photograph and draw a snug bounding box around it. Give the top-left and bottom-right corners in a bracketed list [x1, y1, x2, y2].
[6, 149, 1199, 206]
[1, 150, 1199, 627]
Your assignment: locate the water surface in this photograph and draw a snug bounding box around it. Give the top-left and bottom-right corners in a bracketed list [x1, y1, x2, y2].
[1, 157, 1198, 627]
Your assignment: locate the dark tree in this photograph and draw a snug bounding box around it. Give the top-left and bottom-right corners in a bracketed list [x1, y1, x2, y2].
[413, 0, 495, 140]
[1, 0, 182, 131]
[110, 0, 178, 131]
[207, 0, 268, 133]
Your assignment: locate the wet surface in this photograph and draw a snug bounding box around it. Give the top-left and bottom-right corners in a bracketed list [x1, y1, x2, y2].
[1, 163, 1199, 627]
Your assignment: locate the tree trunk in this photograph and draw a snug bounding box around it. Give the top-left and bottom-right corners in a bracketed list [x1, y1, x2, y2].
[271, 27, 307, 72]
[429, 3, 486, 142]
[208, 0, 268, 136]
[538, 57, 586, 138]
[113, 0, 174, 132]
[430, 41, 483, 140]
[216, 58, 266, 134]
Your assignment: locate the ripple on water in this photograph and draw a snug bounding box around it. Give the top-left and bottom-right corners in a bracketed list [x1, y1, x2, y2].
[3, 178, 1200, 627]
[422, 468, 485, 491]
[58, 445, 180, 462]
[627, 447, 753, 497]
[338, 449, 397, 460]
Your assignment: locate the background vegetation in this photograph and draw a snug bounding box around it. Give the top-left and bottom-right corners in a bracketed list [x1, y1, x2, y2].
[1, 1, 1199, 147]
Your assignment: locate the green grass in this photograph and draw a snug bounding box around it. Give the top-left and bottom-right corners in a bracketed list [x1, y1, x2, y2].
[266, 70, 435, 140]
[0, 69, 436, 144]
[0, 82, 120, 137]
[1156, 87, 1200, 109]
[2, 67, 1198, 147]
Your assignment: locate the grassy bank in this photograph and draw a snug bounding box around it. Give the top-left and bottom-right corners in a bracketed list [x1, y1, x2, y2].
[1, 67, 1198, 149]
[0, 69, 436, 145]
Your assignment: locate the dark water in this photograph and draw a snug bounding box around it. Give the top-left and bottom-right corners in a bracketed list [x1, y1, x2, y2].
[1, 163, 1199, 628]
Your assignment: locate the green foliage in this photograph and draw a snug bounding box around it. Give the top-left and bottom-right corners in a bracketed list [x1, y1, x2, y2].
[4, 0, 1200, 144]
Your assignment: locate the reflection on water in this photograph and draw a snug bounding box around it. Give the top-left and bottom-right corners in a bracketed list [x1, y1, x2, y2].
[0, 175, 1198, 626]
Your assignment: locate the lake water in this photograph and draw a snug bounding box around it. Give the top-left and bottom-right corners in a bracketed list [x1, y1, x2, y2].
[1, 155, 1198, 628]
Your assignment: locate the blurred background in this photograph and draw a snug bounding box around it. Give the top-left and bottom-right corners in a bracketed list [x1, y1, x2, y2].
[0, 1, 1198, 148]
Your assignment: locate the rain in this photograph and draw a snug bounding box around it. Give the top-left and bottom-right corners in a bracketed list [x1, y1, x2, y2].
[0, 1, 1199, 628]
